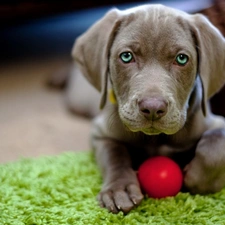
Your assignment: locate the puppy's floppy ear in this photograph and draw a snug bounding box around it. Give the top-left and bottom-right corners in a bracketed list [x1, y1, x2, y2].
[72, 9, 121, 109]
[189, 14, 225, 116]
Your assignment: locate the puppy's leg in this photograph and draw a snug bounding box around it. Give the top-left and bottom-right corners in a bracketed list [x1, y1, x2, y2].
[184, 128, 225, 194]
[94, 139, 143, 213]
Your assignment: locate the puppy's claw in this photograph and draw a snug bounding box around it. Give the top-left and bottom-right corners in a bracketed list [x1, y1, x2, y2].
[116, 205, 121, 210]
[127, 184, 144, 205]
[110, 206, 117, 213]
[131, 198, 137, 205]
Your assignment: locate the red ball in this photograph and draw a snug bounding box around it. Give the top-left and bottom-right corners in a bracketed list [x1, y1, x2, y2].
[138, 156, 183, 198]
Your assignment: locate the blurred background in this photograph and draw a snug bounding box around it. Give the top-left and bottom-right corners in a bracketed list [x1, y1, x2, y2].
[0, 0, 224, 163]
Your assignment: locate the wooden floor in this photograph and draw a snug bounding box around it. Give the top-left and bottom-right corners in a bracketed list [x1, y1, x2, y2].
[0, 57, 91, 163]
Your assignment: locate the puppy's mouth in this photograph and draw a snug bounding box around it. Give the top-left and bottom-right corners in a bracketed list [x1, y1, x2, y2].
[141, 127, 163, 135]
[122, 119, 181, 135]
[123, 121, 162, 134]
[136, 127, 162, 135]
[126, 125, 169, 135]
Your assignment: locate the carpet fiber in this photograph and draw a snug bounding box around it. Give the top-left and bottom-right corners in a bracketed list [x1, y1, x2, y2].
[1, 152, 225, 225]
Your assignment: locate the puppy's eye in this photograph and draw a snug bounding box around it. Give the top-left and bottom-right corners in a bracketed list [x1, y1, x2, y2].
[120, 52, 133, 63]
[175, 54, 189, 66]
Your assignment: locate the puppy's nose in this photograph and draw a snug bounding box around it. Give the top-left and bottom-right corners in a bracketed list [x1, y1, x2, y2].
[138, 98, 168, 120]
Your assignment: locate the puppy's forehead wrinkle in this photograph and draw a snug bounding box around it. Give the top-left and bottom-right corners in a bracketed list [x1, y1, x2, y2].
[133, 6, 186, 28]
[116, 13, 193, 58]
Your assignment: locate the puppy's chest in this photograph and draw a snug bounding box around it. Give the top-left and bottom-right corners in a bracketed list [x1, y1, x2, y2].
[144, 143, 185, 157]
[130, 135, 193, 156]
[143, 138, 176, 157]
[128, 136, 196, 169]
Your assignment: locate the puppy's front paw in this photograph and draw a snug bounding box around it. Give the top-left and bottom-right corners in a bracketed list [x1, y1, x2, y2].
[98, 180, 143, 214]
[184, 129, 225, 194]
[184, 157, 225, 195]
[183, 160, 209, 194]
[184, 138, 225, 194]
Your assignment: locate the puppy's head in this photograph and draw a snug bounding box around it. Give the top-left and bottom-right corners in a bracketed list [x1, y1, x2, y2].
[72, 4, 225, 135]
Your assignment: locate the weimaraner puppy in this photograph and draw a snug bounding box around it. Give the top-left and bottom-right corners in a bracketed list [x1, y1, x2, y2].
[70, 4, 225, 213]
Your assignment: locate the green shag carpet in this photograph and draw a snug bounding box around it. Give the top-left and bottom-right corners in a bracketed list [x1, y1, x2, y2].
[1, 152, 225, 225]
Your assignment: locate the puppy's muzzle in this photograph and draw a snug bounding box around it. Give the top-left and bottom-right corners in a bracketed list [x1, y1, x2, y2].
[138, 97, 168, 121]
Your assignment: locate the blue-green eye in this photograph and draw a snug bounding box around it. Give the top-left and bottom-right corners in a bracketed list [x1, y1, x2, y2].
[175, 54, 189, 66]
[120, 52, 133, 63]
